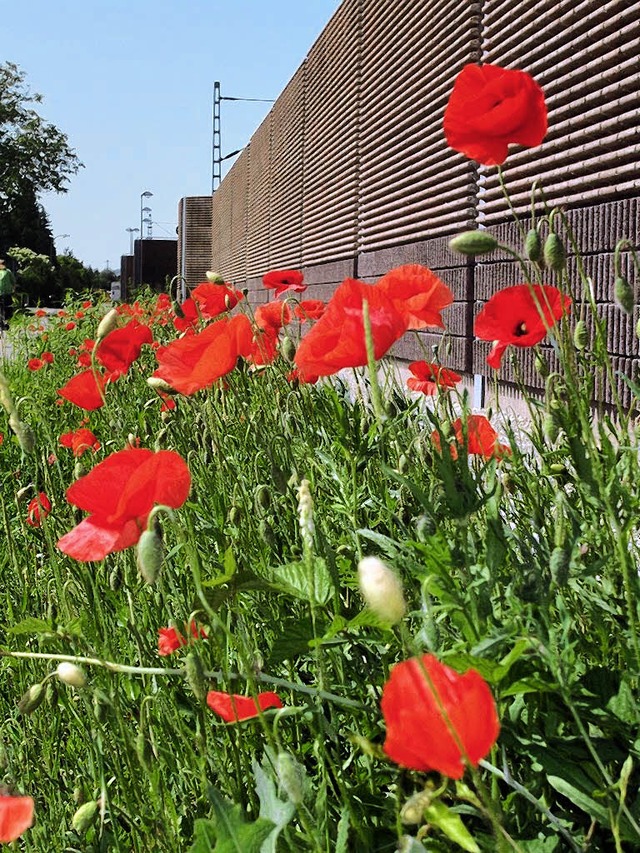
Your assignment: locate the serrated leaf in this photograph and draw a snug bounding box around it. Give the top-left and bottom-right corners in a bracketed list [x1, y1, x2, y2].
[424, 800, 480, 852]
[270, 558, 334, 606]
[356, 528, 402, 558]
[7, 617, 54, 636]
[335, 806, 350, 853]
[252, 757, 295, 853]
[269, 617, 315, 664]
[190, 788, 274, 853]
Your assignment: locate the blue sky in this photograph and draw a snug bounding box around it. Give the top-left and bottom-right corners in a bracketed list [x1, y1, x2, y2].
[4, 1, 340, 270]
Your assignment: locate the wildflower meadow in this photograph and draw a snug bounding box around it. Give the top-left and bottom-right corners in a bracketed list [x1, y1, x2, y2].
[0, 63, 639, 851]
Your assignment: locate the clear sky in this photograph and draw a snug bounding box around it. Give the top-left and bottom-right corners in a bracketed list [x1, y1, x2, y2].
[3, 1, 341, 270]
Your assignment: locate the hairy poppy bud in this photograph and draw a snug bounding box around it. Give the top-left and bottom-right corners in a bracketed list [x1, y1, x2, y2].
[550, 545, 570, 586]
[137, 526, 163, 585]
[185, 652, 207, 703]
[281, 336, 297, 363]
[147, 376, 176, 394]
[573, 319, 589, 350]
[276, 752, 305, 804]
[227, 505, 241, 525]
[415, 514, 436, 541]
[9, 414, 35, 453]
[449, 230, 498, 256]
[255, 484, 271, 511]
[358, 556, 406, 624]
[136, 731, 154, 771]
[614, 276, 634, 315]
[534, 352, 550, 378]
[72, 800, 99, 835]
[96, 307, 119, 341]
[205, 271, 225, 284]
[56, 662, 87, 688]
[18, 683, 45, 715]
[543, 412, 559, 445]
[109, 567, 122, 592]
[525, 228, 542, 263]
[543, 233, 565, 272]
[400, 789, 434, 825]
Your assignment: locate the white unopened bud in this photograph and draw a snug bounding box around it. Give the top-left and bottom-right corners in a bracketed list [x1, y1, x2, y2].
[357, 556, 406, 624]
[297, 479, 314, 552]
[56, 662, 87, 688]
[96, 308, 119, 341]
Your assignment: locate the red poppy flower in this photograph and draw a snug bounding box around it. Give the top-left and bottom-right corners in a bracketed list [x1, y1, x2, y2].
[58, 369, 108, 410]
[295, 278, 407, 380]
[381, 654, 500, 778]
[27, 358, 44, 371]
[35, 309, 47, 318]
[57, 310, 68, 318]
[26, 492, 51, 527]
[59, 427, 100, 457]
[407, 361, 462, 395]
[474, 284, 570, 369]
[432, 414, 510, 460]
[153, 314, 253, 395]
[206, 690, 284, 722]
[76, 353, 92, 368]
[444, 63, 547, 166]
[96, 319, 153, 375]
[158, 621, 207, 656]
[65, 321, 76, 331]
[173, 298, 200, 333]
[82, 300, 92, 309]
[255, 301, 292, 333]
[57, 447, 191, 561]
[262, 269, 305, 298]
[80, 338, 95, 352]
[377, 265, 453, 330]
[191, 282, 243, 318]
[249, 329, 279, 367]
[0, 794, 34, 843]
[75, 310, 85, 319]
[294, 299, 326, 322]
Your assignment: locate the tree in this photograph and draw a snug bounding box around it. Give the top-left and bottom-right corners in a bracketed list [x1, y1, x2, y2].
[0, 183, 53, 258]
[0, 62, 82, 206]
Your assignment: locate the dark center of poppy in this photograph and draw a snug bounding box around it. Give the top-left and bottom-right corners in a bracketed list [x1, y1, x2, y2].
[514, 321, 528, 337]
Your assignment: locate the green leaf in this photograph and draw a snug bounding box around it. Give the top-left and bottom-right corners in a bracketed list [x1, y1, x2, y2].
[189, 788, 275, 853]
[7, 617, 54, 635]
[423, 800, 480, 852]
[270, 558, 334, 606]
[202, 546, 237, 588]
[335, 806, 350, 853]
[252, 758, 295, 853]
[269, 617, 315, 664]
[356, 527, 402, 558]
[546, 775, 609, 825]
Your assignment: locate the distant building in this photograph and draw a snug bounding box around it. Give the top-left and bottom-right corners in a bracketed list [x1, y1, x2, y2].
[177, 196, 212, 294]
[120, 240, 177, 300]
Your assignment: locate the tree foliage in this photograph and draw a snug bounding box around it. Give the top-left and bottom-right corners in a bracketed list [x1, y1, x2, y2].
[0, 62, 81, 205]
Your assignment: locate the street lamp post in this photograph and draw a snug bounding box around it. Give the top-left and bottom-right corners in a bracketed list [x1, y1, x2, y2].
[125, 227, 139, 256]
[139, 191, 153, 285]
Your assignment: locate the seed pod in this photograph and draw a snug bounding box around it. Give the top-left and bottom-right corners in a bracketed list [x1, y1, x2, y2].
[543, 233, 566, 272]
[185, 652, 207, 703]
[18, 683, 45, 715]
[449, 230, 498, 256]
[550, 545, 570, 586]
[276, 752, 305, 804]
[96, 307, 119, 341]
[614, 276, 634, 315]
[525, 228, 542, 262]
[280, 336, 297, 363]
[72, 800, 99, 835]
[573, 319, 589, 350]
[415, 514, 436, 541]
[137, 526, 163, 585]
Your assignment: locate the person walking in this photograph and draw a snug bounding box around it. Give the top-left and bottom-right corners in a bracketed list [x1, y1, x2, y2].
[0, 259, 16, 330]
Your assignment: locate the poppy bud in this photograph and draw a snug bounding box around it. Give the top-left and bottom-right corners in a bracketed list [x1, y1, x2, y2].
[136, 731, 154, 771]
[205, 271, 225, 284]
[550, 545, 570, 586]
[415, 514, 436, 541]
[96, 307, 119, 341]
[185, 651, 207, 703]
[281, 336, 297, 363]
[255, 484, 271, 511]
[276, 752, 305, 804]
[542, 412, 559, 445]
[357, 556, 406, 624]
[400, 789, 434, 825]
[573, 319, 589, 350]
[543, 233, 565, 272]
[534, 352, 550, 378]
[397, 453, 408, 474]
[258, 519, 276, 548]
[137, 526, 163, 585]
[449, 230, 498, 256]
[17, 682, 45, 715]
[147, 376, 176, 394]
[72, 800, 99, 835]
[56, 662, 87, 688]
[614, 276, 634, 315]
[109, 567, 122, 592]
[636, 317, 640, 340]
[525, 228, 542, 263]
[173, 300, 185, 319]
[9, 414, 35, 453]
[93, 692, 109, 723]
[227, 505, 241, 525]
[154, 428, 168, 451]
